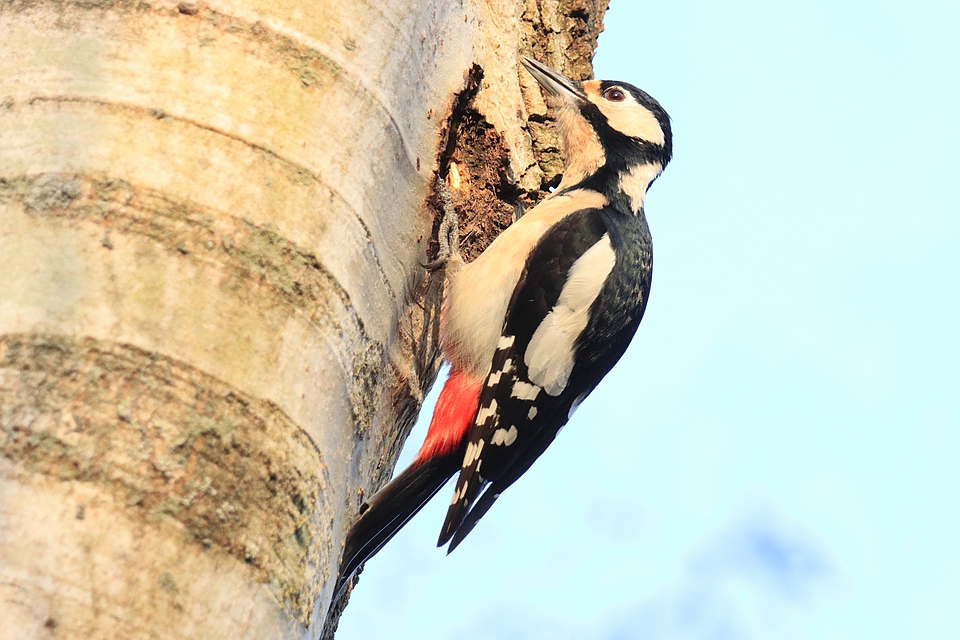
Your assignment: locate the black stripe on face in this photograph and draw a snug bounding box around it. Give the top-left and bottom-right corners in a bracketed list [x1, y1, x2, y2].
[579, 103, 669, 170]
[576, 80, 672, 172]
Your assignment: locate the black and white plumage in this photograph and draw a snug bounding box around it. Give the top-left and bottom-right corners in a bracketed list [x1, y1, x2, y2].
[440, 202, 655, 549]
[333, 55, 672, 598]
[438, 56, 671, 548]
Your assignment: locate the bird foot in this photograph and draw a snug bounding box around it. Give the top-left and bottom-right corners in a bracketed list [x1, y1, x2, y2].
[422, 175, 460, 271]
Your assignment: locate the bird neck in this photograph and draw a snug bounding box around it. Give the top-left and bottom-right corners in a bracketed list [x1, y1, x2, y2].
[557, 161, 662, 215]
[554, 105, 606, 191]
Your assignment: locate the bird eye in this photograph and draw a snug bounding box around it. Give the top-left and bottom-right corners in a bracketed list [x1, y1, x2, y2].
[603, 87, 626, 102]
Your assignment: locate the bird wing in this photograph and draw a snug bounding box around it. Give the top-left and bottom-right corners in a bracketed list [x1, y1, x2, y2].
[439, 205, 650, 549]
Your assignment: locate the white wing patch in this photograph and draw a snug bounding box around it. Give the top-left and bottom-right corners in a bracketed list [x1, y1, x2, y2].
[511, 380, 541, 401]
[525, 234, 616, 396]
[463, 439, 485, 466]
[450, 483, 468, 505]
[440, 190, 609, 378]
[592, 88, 666, 146]
[486, 359, 513, 386]
[475, 399, 498, 426]
[491, 425, 518, 446]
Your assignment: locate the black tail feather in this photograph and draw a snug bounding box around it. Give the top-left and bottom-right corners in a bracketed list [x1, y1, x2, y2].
[333, 455, 457, 600]
[445, 423, 560, 553]
[446, 482, 503, 553]
[436, 471, 487, 548]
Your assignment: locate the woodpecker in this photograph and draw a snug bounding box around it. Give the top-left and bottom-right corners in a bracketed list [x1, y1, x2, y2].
[333, 56, 672, 598]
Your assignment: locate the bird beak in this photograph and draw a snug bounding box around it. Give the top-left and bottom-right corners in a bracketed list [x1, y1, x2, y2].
[521, 56, 587, 104]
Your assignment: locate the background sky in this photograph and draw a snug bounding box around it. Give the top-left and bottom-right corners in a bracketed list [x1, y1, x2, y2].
[336, 1, 960, 638]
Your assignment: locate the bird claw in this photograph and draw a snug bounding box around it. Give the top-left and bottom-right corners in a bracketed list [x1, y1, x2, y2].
[423, 174, 460, 270]
[421, 258, 448, 271]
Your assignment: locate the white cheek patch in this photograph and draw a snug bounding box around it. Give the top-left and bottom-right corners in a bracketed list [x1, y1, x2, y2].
[525, 234, 617, 396]
[595, 97, 665, 146]
[618, 162, 662, 213]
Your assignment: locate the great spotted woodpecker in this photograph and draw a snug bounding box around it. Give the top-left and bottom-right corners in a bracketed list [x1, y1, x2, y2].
[334, 56, 672, 598]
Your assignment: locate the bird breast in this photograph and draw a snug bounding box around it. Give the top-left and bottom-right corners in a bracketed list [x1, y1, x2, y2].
[440, 188, 609, 378]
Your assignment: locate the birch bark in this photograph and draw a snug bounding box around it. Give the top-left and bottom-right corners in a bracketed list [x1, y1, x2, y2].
[0, 0, 607, 637]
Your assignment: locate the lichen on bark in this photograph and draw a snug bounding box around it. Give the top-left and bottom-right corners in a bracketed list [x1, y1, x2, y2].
[0, 333, 329, 623]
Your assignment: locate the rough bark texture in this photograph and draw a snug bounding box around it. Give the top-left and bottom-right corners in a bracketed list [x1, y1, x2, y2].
[0, 0, 607, 637]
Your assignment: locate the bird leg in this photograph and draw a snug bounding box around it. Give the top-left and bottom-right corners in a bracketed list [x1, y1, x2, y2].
[423, 174, 461, 271]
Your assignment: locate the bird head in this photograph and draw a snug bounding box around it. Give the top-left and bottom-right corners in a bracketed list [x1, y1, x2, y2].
[521, 56, 672, 213]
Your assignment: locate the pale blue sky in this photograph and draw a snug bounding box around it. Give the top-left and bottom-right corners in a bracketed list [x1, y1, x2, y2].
[336, 1, 960, 638]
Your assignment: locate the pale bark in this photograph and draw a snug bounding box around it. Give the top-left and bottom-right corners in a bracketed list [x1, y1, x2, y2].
[0, 0, 607, 637]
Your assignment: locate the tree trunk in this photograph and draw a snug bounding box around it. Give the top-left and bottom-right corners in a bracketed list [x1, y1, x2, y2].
[0, 0, 607, 637]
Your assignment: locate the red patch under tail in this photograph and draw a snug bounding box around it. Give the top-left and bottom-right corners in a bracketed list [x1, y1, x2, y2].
[414, 369, 483, 464]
